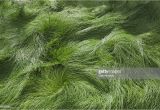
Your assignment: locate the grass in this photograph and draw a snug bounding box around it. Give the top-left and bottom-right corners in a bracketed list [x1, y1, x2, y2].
[1, 0, 160, 109]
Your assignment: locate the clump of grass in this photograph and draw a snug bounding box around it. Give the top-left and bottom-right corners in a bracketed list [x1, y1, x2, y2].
[98, 30, 149, 67]
[1, 1, 160, 109]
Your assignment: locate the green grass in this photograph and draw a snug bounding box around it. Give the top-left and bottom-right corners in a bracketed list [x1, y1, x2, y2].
[1, 0, 160, 109]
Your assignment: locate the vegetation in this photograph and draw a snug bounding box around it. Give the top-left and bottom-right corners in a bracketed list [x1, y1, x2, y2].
[0, 0, 160, 109]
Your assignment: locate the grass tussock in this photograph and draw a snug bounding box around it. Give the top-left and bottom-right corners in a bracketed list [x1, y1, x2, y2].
[1, 0, 160, 109]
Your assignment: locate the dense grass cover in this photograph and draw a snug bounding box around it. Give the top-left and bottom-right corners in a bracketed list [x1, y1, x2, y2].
[1, 0, 160, 109]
